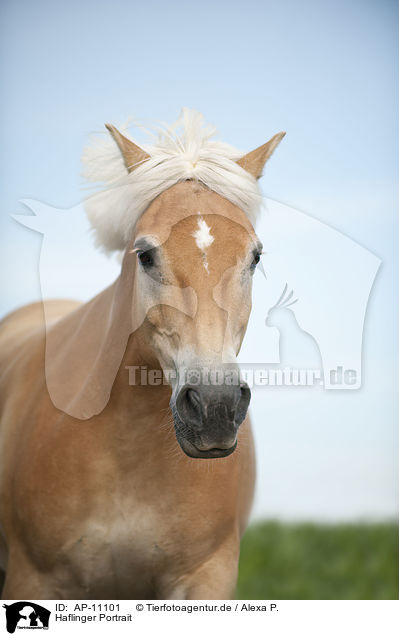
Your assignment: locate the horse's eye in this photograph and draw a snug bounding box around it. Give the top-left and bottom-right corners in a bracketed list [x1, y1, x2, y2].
[250, 252, 261, 271]
[138, 250, 154, 268]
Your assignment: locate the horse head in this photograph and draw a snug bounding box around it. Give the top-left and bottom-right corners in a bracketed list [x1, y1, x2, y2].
[101, 113, 284, 458]
[129, 182, 260, 457]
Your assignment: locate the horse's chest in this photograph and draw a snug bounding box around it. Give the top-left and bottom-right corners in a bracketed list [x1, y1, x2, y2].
[63, 501, 201, 597]
[71, 506, 167, 568]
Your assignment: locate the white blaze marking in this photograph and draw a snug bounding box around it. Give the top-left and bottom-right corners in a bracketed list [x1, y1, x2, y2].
[193, 217, 214, 251]
[192, 217, 214, 272]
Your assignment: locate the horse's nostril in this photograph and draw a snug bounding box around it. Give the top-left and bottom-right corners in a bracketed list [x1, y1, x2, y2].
[240, 381, 250, 393]
[236, 383, 251, 424]
[187, 388, 201, 408]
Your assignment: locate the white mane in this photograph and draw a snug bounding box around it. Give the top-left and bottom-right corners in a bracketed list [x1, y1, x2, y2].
[82, 108, 263, 252]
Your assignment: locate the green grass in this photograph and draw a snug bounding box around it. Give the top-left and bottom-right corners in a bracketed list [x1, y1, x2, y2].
[236, 521, 399, 599]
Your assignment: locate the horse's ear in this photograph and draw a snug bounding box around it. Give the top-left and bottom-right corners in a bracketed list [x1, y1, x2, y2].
[236, 132, 286, 179]
[105, 123, 150, 173]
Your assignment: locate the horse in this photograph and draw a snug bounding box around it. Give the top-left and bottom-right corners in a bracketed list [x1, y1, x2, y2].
[0, 110, 284, 599]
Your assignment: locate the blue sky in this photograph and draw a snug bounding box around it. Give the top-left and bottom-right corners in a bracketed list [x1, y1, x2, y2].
[1, 0, 398, 520]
